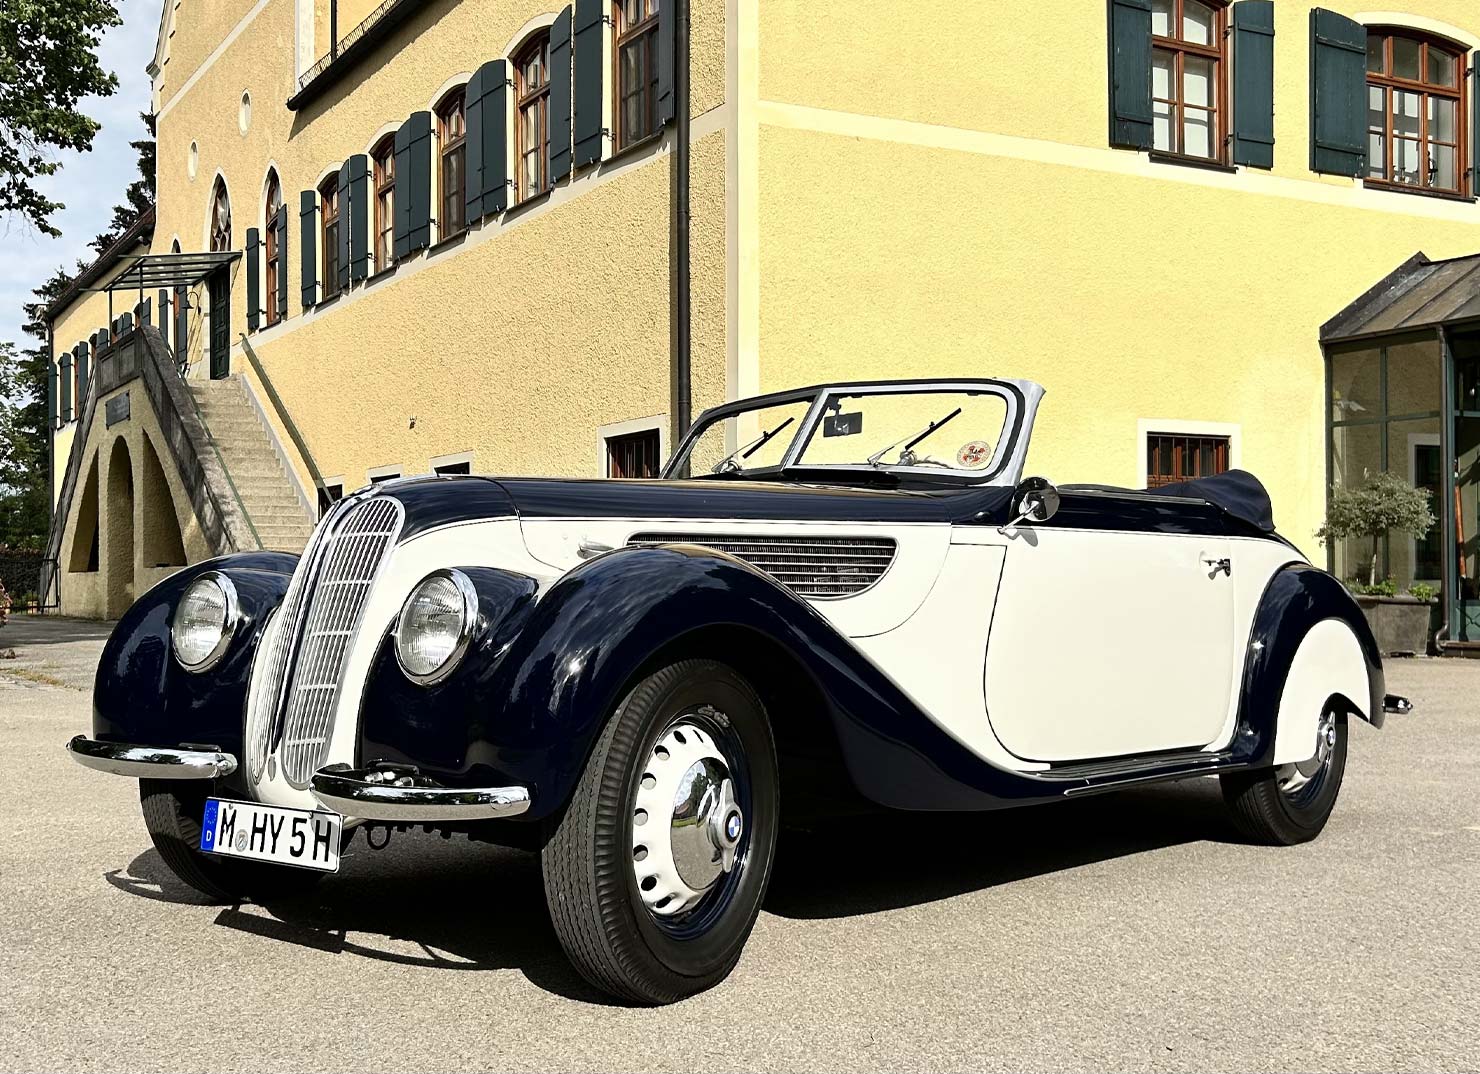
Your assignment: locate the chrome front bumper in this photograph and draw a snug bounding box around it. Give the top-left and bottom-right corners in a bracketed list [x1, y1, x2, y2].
[309, 764, 531, 822]
[66, 736, 238, 779]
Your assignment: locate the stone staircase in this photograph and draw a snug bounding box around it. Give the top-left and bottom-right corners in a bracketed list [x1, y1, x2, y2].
[188, 378, 315, 553]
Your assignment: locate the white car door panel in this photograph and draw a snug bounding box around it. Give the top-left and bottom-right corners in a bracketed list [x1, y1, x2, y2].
[984, 527, 1237, 762]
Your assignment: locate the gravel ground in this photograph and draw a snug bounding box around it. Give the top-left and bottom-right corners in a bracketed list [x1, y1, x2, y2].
[1, 626, 1476, 1073]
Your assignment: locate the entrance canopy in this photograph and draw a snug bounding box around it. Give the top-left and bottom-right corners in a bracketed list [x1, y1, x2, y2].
[98, 251, 240, 293]
[1322, 252, 1480, 344]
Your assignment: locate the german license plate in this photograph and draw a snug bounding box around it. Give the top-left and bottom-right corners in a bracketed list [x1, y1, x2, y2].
[200, 798, 341, 872]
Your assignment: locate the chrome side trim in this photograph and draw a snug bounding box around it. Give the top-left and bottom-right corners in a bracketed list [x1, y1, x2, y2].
[66, 735, 238, 780]
[309, 766, 531, 821]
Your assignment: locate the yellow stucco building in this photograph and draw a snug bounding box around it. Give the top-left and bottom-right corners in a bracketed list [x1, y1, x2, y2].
[40, 0, 1480, 639]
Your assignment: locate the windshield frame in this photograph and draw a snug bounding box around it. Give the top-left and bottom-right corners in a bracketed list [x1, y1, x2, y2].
[664, 378, 1040, 486]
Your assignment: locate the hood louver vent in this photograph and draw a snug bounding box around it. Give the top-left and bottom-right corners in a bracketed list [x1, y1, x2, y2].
[625, 533, 897, 598]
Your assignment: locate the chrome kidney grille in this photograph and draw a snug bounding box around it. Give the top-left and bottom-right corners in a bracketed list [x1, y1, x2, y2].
[245, 496, 405, 787]
[625, 533, 897, 598]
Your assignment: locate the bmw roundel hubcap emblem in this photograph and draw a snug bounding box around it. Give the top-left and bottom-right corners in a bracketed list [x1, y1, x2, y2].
[725, 811, 743, 842]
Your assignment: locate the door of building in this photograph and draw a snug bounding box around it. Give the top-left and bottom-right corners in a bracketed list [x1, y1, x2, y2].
[208, 269, 229, 379]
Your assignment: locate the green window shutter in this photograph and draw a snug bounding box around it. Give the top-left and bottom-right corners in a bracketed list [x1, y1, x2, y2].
[403, 110, 434, 253]
[348, 153, 370, 281]
[551, 6, 574, 181]
[47, 361, 57, 430]
[337, 160, 353, 292]
[1309, 8, 1367, 176]
[275, 206, 289, 319]
[394, 121, 412, 260]
[76, 341, 89, 408]
[572, 0, 604, 167]
[657, 0, 675, 125]
[245, 226, 261, 331]
[1232, 1, 1276, 167]
[1470, 64, 1480, 190]
[1108, 0, 1154, 149]
[59, 348, 72, 423]
[464, 64, 487, 222]
[174, 286, 189, 357]
[157, 289, 170, 350]
[300, 189, 318, 307]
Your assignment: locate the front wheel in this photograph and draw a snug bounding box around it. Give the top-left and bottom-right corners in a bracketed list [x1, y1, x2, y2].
[1220, 710, 1348, 845]
[139, 781, 325, 903]
[541, 659, 779, 1005]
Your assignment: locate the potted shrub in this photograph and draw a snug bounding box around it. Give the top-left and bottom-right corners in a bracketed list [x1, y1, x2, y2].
[1318, 470, 1437, 656]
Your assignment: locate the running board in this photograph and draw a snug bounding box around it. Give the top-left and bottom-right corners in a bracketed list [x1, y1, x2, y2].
[1037, 748, 1238, 795]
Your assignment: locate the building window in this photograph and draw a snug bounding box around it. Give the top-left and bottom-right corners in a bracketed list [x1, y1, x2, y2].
[264, 171, 282, 326]
[1146, 432, 1229, 487]
[1151, 0, 1228, 161]
[607, 428, 661, 477]
[372, 136, 396, 271]
[1366, 29, 1466, 195]
[434, 460, 471, 475]
[320, 174, 340, 299]
[368, 468, 402, 484]
[317, 481, 343, 518]
[516, 33, 552, 201]
[614, 0, 661, 149]
[437, 89, 467, 238]
[209, 178, 232, 252]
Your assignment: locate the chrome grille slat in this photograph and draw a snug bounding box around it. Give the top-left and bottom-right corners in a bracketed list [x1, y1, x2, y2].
[248, 496, 404, 787]
[626, 533, 897, 598]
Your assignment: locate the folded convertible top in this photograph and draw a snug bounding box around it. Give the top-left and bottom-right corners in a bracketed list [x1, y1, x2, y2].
[1144, 469, 1276, 533]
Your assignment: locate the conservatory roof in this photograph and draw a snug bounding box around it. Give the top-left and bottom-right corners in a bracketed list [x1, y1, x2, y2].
[1322, 251, 1480, 344]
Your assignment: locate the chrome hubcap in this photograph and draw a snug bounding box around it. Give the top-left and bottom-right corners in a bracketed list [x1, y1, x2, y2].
[1278, 711, 1336, 797]
[632, 717, 743, 917]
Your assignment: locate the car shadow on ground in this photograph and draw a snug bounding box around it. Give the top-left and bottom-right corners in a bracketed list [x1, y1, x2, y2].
[102, 778, 1238, 1003]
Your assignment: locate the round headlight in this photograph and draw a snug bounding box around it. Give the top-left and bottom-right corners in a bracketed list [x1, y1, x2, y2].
[395, 569, 478, 684]
[171, 572, 239, 672]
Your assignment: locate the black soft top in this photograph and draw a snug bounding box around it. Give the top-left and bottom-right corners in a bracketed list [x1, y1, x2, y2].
[1065, 469, 1275, 533]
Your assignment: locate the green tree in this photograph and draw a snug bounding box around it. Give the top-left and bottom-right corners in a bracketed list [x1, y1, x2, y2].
[0, 0, 121, 236]
[89, 111, 156, 254]
[1318, 469, 1436, 588]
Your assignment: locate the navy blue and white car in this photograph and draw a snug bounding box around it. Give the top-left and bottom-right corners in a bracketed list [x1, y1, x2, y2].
[68, 378, 1404, 1004]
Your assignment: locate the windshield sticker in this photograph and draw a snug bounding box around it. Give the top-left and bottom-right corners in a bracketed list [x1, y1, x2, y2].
[956, 441, 991, 468]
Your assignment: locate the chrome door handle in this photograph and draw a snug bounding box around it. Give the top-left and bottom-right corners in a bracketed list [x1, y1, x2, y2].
[1203, 557, 1232, 577]
[577, 538, 614, 560]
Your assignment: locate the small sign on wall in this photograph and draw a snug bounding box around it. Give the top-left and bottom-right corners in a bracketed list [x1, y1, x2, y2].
[105, 392, 130, 427]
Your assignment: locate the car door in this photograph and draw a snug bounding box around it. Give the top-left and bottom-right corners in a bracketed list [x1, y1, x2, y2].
[982, 501, 1237, 763]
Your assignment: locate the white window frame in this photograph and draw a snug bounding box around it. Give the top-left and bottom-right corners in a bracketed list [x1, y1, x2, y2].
[598, 414, 668, 477]
[366, 463, 403, 485]
[1136, 418, 1241, 488]
[430, 450, 475, 475]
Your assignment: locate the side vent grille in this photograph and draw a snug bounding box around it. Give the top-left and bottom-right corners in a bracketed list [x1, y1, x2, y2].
[625, 533, 897, 598]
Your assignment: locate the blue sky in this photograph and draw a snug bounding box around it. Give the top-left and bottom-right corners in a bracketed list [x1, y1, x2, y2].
[0, 0, 159, 354]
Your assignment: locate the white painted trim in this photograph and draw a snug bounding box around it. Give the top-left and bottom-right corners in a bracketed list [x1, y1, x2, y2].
[735, 0, 760, 406]
[244, 107, 727, 350]
[503, 12, 558, 59]
[157, 0, 272, 121]
[1407, 432, 1442, 584]
[366, 464, 404, 484]
[1352, 12, 1480, 51]
[427, 73, 474, 114]
[365, 121, 402, 156]
[312, 160, 342, 187]
[429, 450, 475, 474]
[756, 100, 1480, 225]
[1136, 419, 1242, 488]
[597, 414, 669, 476]
[295, 0, 316, 81]
[724, 0, 739, 404]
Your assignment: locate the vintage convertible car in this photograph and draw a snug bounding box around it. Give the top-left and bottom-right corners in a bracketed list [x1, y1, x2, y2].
[67, 378, 1407, 1004]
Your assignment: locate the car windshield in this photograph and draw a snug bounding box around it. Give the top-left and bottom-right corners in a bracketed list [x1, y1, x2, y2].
[669, 386, 1016, 480]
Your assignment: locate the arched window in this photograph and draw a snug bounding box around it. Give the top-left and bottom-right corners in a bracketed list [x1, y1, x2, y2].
[614, 0, 661, 149]
[516, 32, 552, 201]
[263, 170, 283, 326]
[372, 135, 396, 271]
[209, 178, 232, 252]
[320, 172, 341, 299]
[437, 88, 467, 238]
[1366, 28, 1467, 195]
[1150, 0, 1228, 161]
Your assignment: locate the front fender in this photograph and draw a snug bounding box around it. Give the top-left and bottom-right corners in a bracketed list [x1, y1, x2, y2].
[91, 552, 297, 798]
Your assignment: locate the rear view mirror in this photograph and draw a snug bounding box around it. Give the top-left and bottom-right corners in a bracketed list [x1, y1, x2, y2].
[823, 412, 863, 437]
[1000, 476, 1060, 533]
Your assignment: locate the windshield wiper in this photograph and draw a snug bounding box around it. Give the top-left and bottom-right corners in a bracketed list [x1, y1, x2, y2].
[711, 416, 796, 474]
[866, 407, 962, 467]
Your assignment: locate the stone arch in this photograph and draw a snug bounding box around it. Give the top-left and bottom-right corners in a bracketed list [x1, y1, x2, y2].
[139, 432, 186, 569]
[68, 452, 100, 573]
[105, 437, 135, 618]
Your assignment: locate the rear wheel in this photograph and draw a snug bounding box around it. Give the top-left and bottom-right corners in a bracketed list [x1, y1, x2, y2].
[139, 780, 325, 903]
[1220, 710, 1348, 845]
[541, 659, 779, 1005]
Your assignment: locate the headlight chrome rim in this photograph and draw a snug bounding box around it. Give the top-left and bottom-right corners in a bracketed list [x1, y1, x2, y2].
[394, 569, 479, 686]
[170, 571, 240, 673]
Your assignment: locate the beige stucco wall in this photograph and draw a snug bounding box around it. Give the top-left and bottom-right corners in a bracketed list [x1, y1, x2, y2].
[752, 0, 1480, 552]
[55, 378, 211, 619]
